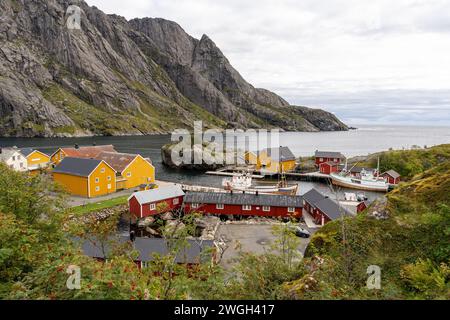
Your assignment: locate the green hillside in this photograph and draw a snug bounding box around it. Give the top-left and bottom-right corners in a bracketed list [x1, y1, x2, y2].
[284, 161, 450, 299]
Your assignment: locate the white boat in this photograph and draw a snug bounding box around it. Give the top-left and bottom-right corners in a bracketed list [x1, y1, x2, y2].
[330, 159, 389, 192]
[222, 173, 253, 190]
[222, 172, 298, 194]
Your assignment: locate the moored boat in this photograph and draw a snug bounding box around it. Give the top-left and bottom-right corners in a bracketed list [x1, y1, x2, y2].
[222, 172, 298, 195]
[330, 159, 389, 192]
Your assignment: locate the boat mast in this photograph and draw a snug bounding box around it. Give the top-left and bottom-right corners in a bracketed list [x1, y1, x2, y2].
[377, 157, 380, 177]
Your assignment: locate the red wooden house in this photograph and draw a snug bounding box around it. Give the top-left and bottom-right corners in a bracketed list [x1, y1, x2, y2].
[319, 161, 340, 174]
[382, 170, 401, 185]
[184, 191, 303, 218]
[302, 189, 352, 226]
[128, 185, 185, 219]
[315, 151, 345, 167]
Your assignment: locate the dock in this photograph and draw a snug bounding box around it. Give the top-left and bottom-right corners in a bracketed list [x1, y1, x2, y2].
[205, 171, 264, 179]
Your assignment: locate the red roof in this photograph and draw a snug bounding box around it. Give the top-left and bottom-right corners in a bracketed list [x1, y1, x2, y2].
[60, 145, 116, 159]
[95, 152, 139, 173]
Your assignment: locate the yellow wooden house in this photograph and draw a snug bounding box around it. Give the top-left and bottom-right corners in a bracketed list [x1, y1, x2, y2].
[94, 152, 155, 190]
[246, 147, 297, 174]
[20, 148, 51, 174]
[53, 157, 117, 198]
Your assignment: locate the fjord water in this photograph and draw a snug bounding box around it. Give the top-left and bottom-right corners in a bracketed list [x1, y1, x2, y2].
[1, 125, 449, 191]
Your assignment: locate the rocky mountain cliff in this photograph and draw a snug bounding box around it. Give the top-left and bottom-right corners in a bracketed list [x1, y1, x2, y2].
[0, 0, 348, 137]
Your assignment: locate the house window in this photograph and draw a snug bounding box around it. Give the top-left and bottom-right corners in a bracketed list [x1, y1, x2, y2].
[107, 184, 112, 190]
[191, 203, 199, 209]
[243, 205, 252, 211]
[288, 207, 295, 213]
[150, 203, 156, 211]
[101, 168, 106, 173]
[95, 186, 100, 192]
[95, 177, 100, 183]
[127, 172, 132, 177]
[263, 206, 271, 212]
[173, 198, 179, 205]
[320, 158, 323, 162]
[107, 176, 111, 181]
[216, 204, 224, 210]
[147, 177, 152, 182]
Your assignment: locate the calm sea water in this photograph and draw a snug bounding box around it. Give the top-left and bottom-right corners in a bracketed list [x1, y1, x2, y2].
[1, 125, 449, 196]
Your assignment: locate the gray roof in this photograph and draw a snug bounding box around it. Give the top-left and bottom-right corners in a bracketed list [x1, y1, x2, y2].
[77, 236, 215, 264]
[262, 147, 296, 162]
[129, 185, 185, 205]
[315, 151, 345, 159]
[315, 198, 352, 221]
[53, 157, 104, 177]
[184, 191, 303, 208]
[384, 170, 401, 179]
[302, 188, 352, 220]
[20, 148, 51, 157]
[303, 189, 325, 206]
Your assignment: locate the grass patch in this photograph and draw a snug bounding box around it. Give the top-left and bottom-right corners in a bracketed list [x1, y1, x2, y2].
[71, 195, 129, 215]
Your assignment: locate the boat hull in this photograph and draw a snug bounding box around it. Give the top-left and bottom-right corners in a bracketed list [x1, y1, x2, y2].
[331, 176, 389, 192]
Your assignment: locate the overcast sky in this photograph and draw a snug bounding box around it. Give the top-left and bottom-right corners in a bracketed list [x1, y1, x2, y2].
[85, 0, 450, 126]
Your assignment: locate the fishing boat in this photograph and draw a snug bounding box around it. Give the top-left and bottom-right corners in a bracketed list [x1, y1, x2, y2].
[330, 159, 389, 192]
[222, 171, 298, 194]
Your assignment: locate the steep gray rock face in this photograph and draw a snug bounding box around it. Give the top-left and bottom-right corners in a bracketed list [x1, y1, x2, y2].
[0, 0, 347, 137]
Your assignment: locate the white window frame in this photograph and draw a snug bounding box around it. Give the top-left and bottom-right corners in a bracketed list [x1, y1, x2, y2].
[320, 158, 324, 162]
[95, 177, 100, 183]
[101, 168, 106, 173]
[107, 176, 111, 181]
[127, 172, 132, 177]
[173, 198, 179, 205]
[263, 206, 271, 212]
[95, 186, 100, 192]
[150, 203, 156, 211]
[191, 203, 199, 209]
[243, 205, 252, 211]
[288, 207, 296, 213]
[216, 203, 225, 210]
[107, 184, 112, 190]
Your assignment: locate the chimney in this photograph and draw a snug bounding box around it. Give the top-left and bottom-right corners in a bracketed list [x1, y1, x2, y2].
[74, 144, 79, 149]
[256, 191, 259, 196]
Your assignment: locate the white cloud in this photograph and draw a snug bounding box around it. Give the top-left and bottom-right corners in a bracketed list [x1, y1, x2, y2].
[85, 0, 450, 125]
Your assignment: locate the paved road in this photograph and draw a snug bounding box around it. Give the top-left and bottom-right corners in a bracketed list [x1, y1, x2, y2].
[215, 224, 315, 269]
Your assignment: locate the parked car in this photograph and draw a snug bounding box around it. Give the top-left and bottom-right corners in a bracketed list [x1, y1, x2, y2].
[289, 225, 311, 238]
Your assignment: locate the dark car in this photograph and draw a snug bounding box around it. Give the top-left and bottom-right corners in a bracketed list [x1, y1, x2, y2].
[289, 226, 311, 238]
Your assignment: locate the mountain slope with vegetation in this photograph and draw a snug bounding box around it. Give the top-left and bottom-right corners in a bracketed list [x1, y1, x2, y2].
[282, 161, 449, 299]
[356, 144, 450, 180]
[0, 0, 347, 137]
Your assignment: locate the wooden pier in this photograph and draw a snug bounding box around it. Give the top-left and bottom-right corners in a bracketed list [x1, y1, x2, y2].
[205, 171, 264, 179]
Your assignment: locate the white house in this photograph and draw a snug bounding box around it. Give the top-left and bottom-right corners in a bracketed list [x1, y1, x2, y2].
[0, 147, 28, 172]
